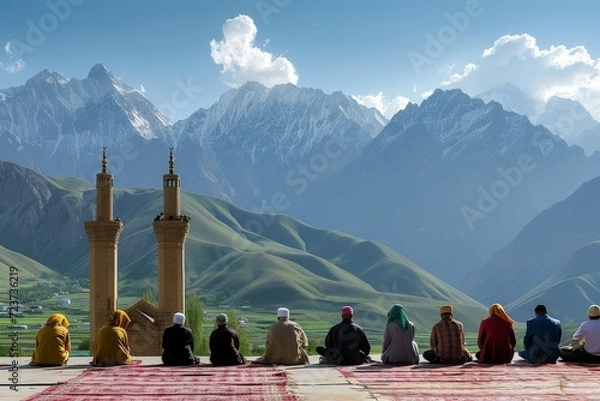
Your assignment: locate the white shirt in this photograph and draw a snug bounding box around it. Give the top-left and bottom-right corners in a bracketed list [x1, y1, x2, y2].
[572, 319, 600, 355]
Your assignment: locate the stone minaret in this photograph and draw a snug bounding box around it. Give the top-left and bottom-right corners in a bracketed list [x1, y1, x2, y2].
[84, 148, 123, 352]
[154, 148, 190, 323]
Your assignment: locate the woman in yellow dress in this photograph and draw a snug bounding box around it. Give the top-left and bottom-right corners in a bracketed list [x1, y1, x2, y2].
[91, 310, 132, 366]
[30, 313, 71, 366]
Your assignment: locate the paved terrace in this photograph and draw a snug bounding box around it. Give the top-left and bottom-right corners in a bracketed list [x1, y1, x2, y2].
[2, 355, 600, 400]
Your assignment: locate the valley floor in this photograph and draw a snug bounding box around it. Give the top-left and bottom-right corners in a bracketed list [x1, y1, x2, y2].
[2, 354, 599, 400]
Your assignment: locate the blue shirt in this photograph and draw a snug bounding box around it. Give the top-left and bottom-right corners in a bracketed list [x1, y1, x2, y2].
[522, 314, 562, 364]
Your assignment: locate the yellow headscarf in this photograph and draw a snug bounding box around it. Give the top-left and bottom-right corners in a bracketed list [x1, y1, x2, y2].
[489, 303, 514, 324]
[46, 313, 69, 328]
[107, 310, 131, 329]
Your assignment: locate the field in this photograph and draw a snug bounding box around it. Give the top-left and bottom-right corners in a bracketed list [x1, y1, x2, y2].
[4, 288, 572, 358]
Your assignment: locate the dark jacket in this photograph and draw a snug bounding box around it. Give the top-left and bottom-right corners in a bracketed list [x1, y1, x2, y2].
[325, 319, 371, 365]
[209, 325, 245, 366]
[522, 314, 562, 364]
[161, 324, 197, 366]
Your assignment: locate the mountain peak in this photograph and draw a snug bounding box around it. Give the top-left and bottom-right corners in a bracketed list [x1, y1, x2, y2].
[421, 88, 475, 109]
[86, 63, 135, 95]
[25, 69, 69, 86]
[476, 84, 537, 118]
[87, 63, 112, 79]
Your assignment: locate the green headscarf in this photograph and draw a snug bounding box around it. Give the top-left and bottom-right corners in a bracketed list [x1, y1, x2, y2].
[387, 304, 409, 331]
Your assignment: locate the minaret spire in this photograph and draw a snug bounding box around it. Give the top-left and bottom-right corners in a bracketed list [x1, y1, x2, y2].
[101, 146, 108, 174]
[168, 147, 174, 174]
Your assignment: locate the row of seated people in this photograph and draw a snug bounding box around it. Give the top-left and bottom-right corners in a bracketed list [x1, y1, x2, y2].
[28, 303, 600, 367]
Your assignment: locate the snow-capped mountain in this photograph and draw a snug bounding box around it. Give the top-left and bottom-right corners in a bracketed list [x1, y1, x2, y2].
[0, 65, 386, 209]
[172, 82, 386, 207]
[536, 96, 600, 156]
[0, 64, 173, 187]
[477, 85, 600, 155]
[289, 89, 600, 283]
[476, 83, 540, 120]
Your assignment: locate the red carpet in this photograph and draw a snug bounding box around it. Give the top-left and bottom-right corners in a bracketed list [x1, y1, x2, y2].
[24, 364, 297, 401]
[337, 362, 600, 400]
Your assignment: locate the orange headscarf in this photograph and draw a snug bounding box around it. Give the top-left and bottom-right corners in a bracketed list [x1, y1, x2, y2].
[46, 313, 69, 328]
[489, 303, 514, 324]
[107, 310, 131, 329]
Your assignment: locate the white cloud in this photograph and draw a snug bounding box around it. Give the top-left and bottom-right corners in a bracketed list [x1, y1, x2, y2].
[210, 15, 298, 88]
[441, 33, 600, 119]
[1, 41, 26, 73]
[352, 92, 410, 119]
[138, 84, 146, 94]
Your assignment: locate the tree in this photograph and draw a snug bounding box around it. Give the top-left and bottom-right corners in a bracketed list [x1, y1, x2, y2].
[226, 310, 250, 356]
[186, 296, 208, 355]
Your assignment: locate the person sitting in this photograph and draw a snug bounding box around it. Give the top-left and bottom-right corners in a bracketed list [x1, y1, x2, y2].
[209, 313, 245, 366]
[30, 313, 71, 366]
[476, 303, 517, 364]
[162, 312, 200, 366]
[423, 304, 472, 364]
[559, 304, 600, 364]
[518, 304, 562, 364]
[316, 306, 371, 365]
[253, 307, 309, 365]
[91, 310, 132, 367]
[381, 304, 419, 365]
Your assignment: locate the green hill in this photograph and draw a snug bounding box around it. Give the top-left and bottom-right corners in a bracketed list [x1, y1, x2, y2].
[0, 244, 63, 305]
[461, 176, 600, 309]
[507, 241, 600, 322]
[0, 160, 487, 331]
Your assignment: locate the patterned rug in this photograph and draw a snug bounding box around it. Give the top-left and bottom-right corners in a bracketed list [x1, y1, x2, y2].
[337, 362, 600, 400]
[24, 364, 298, 401]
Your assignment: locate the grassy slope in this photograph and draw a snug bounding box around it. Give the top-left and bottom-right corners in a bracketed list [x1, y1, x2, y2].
[0, 245, 60, 296]
[507, 241, 600, 323]
[1, 163, 487, 332]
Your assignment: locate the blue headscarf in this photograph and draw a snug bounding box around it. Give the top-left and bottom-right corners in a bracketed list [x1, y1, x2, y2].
[387, 304, 409, 331]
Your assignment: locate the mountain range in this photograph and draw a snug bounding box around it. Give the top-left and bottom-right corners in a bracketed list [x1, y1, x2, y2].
[290, 89, 600, 284]
[3, 66, 600, 322]
[477, 84, 600, 156]
[0, 65, 385, 210]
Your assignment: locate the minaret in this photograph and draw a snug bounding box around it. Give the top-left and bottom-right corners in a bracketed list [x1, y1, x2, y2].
[84, 148, 123, 352]
[154, 148, 190, 322]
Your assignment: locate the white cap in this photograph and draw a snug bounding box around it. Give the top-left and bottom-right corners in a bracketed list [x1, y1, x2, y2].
[588, 304, 600, 318]
[173, 312, 186, 325]
[277, 307, 290, 318]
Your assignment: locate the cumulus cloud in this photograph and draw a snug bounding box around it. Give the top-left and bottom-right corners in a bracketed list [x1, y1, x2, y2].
[441, 33, 600, 119]
[0, 41, 26, 73]
[352, 92, 410, 119]
[210, 15, 298, 88]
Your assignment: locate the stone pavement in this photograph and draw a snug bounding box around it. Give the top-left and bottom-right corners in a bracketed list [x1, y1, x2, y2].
[0, 355, 375, 401]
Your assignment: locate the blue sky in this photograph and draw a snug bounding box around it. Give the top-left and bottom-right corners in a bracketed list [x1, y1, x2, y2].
[1, 0, 600, 120]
